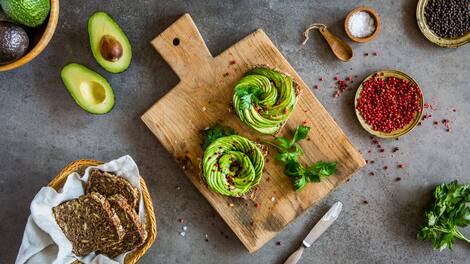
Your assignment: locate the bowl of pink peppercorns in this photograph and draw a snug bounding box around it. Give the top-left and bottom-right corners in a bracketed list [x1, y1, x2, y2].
[355, 70, 424, 138]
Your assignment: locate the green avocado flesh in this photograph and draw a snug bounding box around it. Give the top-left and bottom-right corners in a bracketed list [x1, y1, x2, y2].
[202, 135, 265, 197]
[0, 0, 50, 27]
[61, 63, 115, 114]
[233, 67, 297, 135]
[88, 11, 131, 73]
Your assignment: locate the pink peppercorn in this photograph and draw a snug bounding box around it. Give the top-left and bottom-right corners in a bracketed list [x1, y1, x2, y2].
[356, 75, 422, 133]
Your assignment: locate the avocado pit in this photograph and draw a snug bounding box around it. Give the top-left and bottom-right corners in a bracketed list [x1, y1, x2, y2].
[99, 35, 123, 62]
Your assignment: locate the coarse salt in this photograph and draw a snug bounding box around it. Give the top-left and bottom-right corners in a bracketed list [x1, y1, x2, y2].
[348, 11, 376, 38]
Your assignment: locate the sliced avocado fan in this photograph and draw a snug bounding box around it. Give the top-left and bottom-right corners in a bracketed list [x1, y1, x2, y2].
[61, 63, 115, 114]
[202, 135, 265, 197]
[233, 67, 297, 135]
[88, 11, 132, 73]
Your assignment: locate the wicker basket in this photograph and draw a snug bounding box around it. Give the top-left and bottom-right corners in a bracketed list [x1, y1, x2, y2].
[49, 159, 157, 264]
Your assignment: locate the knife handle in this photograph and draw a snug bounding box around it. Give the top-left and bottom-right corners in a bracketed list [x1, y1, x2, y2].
[283, 246, 304, 264]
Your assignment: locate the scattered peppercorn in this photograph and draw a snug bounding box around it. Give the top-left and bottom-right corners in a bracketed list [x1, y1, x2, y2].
[363, 200, 369, 204]
[364, 53, 369, 56]
[383, 166, 388, 170]
[276, 241, 282, 246]
[369, 172, 375, 176]
[395, 177, 402, 182]
[398, 164, 405, 169]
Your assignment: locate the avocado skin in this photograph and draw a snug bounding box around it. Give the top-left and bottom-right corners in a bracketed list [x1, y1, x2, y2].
[0, 0, 50, 27]
[0, 21, 29, 64]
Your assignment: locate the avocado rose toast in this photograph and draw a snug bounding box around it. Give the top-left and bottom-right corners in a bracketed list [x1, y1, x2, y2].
[202, 135, 265, 197]
[233, 67, 298, 135]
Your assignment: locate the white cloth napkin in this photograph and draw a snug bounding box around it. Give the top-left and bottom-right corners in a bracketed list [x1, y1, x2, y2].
[16, 155, 146, 264]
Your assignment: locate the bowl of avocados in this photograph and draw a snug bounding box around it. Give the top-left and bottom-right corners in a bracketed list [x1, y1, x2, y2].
[0, 0, 59, 71]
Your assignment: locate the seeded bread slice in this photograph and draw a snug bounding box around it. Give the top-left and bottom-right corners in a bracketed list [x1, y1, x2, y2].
[86, 170, 139, 210]
[100, 194, 147, 258]
[53, 192, 125, 256]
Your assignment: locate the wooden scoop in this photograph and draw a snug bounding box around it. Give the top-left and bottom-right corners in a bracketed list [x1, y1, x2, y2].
[303, 24, 353, 62]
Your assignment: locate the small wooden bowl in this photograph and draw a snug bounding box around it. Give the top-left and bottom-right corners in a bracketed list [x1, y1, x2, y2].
[354, 70, 424, 139]
[0, 0, 60, 71]
[416, 0, 470, 48]
[344, 6, 381, 43]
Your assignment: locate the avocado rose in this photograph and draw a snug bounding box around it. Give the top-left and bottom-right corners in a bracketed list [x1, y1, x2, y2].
[202, 135, 265, 197]
[233, 67, 297, 135]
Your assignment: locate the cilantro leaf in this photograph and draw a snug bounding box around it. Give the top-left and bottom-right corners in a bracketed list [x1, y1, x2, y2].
[418, 181, 470, 251]
[311, 161, 337, 177]
[266, 125, 338, 191]
[235, 86, 262, 110]
[291, 125, 310, 145]
[201, 124, 237, 150]
[274, 137, 291, 150]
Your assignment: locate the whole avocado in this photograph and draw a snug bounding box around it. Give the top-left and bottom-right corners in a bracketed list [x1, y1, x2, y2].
[0, 21, 29, 64]
[1, 0, 50, 27]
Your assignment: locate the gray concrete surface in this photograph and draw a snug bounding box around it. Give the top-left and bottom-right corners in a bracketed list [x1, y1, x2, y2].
[1, 0, 469, 263]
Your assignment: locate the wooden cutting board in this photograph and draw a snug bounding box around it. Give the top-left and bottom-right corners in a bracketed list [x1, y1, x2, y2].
[142, 14, 365, 252]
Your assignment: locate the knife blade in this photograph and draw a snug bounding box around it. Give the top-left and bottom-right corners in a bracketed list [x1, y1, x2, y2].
[283, 201, 343, 264]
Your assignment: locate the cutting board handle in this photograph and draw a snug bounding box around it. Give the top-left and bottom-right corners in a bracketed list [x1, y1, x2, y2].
[151, 14, 213, 80]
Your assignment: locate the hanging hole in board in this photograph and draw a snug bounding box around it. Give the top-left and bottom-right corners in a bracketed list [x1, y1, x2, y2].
[173, 38, 180, 46]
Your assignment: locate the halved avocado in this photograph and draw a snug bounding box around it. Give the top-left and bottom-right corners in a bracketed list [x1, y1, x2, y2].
[88, 12, 131, 73]
[61, 63, 115, 114]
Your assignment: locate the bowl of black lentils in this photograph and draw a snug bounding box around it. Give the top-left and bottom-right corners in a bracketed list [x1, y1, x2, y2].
[417, 0, 470, 47]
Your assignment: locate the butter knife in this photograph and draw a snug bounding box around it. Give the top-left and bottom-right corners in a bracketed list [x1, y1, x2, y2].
[283, 201, 343, 264]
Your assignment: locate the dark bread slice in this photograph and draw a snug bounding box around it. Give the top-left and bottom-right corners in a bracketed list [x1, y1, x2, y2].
[53, 192, 125, 256]
[100, 194, 147, 258]
[86, 170, 139, 210]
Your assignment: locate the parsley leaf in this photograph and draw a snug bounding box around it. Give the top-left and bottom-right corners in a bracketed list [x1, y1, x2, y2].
[201, 124, 237, 150]
[291, 125, 310, 145]
[235, 86, 262, 110]
[267, 125, 338, 190]
[418, 181, 470, 251]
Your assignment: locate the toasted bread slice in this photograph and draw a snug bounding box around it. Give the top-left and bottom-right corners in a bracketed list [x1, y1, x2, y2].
[86, 170, 139, 210]
[53, 192, 124, 256]
[100, 194, 147, 258]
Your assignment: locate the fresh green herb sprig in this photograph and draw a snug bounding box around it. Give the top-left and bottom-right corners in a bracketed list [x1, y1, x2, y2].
[201, 124, 237, 150]
[234, 86, 262, 110]
[418, 181, 470, 251]
[266, 125, 337, 190]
